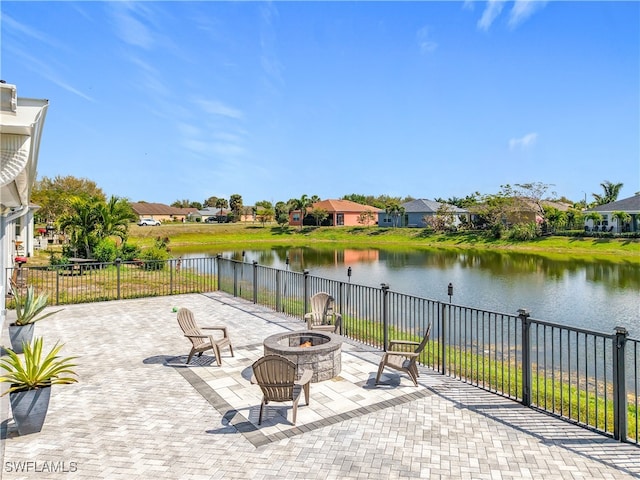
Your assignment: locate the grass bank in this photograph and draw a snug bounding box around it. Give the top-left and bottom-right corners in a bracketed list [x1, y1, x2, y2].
[128, 223, 640, 264]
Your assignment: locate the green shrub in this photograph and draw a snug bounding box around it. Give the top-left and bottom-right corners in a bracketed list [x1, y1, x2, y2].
[490, 223, 504, 239]
[118, 243, 140, 261]
[506, 222, 540, 241]
[92, 239, 118, 263]
[48, 252, 69, 267]
[138, 247, 169, 270]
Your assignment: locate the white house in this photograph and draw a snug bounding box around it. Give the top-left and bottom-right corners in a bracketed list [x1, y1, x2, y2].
[0, 81, 49, 329]
[585, 193, 640, 233]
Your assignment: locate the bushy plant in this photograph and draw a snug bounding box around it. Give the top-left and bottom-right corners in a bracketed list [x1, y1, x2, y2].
[92, 238, 118, 263]
[118, 243, 140, 261]
[506, 222, 540, 241]
[490, 223, 504, 239]
[48, 252, 69, 267]
[138, 247, 169, 270]
[0, 337, 77, 394]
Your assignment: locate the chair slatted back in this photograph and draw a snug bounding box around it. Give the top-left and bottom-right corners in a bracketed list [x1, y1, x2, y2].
[308, 292, 333, 325]
[177, 308, 207, 349]
[414, 323, 432, 355]
[252, 355, 297, 402]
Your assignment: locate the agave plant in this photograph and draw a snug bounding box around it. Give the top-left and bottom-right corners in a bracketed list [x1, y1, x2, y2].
[0, 337, 78, 394]
[11, 283, 63, 326]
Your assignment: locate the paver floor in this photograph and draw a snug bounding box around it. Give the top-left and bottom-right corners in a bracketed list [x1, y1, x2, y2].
[1, 292, 638, 479]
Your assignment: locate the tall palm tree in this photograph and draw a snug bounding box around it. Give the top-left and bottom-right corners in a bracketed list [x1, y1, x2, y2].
[592, 181, 623, 206]
[57, 197, 101, 258]
[215, 198, 229, 217]
[293, 194, 312, 229]
[97, 196, 136, 243]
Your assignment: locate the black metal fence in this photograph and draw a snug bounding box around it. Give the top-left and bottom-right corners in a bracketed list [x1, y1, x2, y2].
[5, 255, 639, 445]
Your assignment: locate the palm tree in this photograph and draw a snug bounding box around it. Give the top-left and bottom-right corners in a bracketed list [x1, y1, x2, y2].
[96, 196, 136, 243]
[611, 211, 631, 233]
[57, 197, 101, 258]
[215, 198, 229, 218]
[584, 212, 603, 232]
[592, 181, 623, 206]
[384, 202, 404, 228]
[292, 194, 312, 230]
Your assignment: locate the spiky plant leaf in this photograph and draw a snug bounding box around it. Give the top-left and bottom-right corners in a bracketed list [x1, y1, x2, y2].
[11, 282, 63, 325]
[0, 337, 77, 395]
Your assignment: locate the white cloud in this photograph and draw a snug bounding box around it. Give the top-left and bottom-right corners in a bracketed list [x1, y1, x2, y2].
[508, 0, 548, 29]
[4, 43, 94, 102]
[478, 0, 507, 32]
[416, 26, 438, 54]
[509, 132, 538, 150]
[109, 3, 154, 49]
[195, 99, 244, 120]
[477, 0, 547, 31]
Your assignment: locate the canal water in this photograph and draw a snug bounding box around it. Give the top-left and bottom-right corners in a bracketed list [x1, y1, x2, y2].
[178, 246, 640, 338]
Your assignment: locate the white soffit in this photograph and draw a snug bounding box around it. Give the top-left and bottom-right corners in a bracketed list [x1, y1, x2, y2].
[0, 91, 48, 210]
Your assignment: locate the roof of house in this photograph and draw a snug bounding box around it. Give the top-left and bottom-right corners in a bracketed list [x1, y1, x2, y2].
[588, 194, 640, 213]
[310, 199, 382, 213]
[130, 202, 185, 216]
[197, 207, 230, 216]
[402, 199, 468, 214]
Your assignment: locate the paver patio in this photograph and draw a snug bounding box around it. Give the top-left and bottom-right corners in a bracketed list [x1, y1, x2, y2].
[1, 292, 638, 479]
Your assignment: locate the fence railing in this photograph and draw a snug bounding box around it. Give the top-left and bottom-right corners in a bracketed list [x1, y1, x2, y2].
[5, 255, 638, 445]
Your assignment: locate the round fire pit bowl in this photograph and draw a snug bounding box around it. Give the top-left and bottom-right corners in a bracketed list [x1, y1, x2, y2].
[263, 331, 342, 383]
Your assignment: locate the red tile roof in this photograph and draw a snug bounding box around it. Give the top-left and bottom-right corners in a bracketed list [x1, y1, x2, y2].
[310, 199, 381, 213]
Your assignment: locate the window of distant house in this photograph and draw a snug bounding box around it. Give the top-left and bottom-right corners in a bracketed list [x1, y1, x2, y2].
[337, 213, 344, 225]
[292, 213, 300, 221]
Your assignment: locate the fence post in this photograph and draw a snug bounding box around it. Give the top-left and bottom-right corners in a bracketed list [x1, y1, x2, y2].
[233, 260, 238, 297]
[275, 269, 282, 313]
[252, 261, 258, 304]
[440, 302, 446, 375]
[303, 270, 310, 318]
[55, 267, 60, 305]
[338, 281, 345, 336]
[169, 258, 174, 295]
[215, 254, 221, 291]
[613, 326, 628, 441]
[115, 258, 121, 300]
[381, 284, 389, 351]
[519, 308, 531, 407]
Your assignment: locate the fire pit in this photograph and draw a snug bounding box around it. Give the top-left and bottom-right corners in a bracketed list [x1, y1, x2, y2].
[263, 331, 342, 383]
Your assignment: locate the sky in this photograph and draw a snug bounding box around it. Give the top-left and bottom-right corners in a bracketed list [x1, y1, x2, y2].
[1, 1, 638, 207]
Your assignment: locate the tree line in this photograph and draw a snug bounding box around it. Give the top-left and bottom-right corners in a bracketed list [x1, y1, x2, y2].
[29, 176, 630, 261]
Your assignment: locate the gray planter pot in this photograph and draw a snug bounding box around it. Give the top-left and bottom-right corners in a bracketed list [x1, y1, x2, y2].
[8, 323, 35, 354]
[9, 386, 51, 435]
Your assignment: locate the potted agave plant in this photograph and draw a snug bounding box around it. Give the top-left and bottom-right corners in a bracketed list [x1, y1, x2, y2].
[8, 282, 62, 354]
[0, 337, 77, 435]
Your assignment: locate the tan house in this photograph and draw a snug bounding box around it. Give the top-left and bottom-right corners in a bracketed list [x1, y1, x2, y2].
[130, 202, 196, 223]
[289, 199, 381, 227]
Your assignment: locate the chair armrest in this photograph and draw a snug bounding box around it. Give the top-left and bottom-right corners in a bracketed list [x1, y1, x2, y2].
[388, 339, 419, 350]
[201, 326, 228, 333]
[184, 333, 212, 340]
[296, 368, 313, 386]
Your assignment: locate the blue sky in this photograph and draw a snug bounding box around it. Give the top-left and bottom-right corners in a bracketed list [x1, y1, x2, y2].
[2, 1, 638, 206]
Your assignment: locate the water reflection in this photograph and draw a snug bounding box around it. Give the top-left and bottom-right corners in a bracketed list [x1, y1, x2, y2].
[178, 246, 640, 337]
